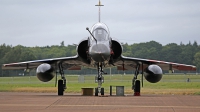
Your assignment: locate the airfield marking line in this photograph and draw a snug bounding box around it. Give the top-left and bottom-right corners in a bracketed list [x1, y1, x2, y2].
[0, 104, 200, 109]
[53, 105, 200, 109]
[45, 97, 62, 109]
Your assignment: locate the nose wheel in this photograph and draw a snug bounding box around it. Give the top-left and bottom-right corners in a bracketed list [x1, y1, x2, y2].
[95, 87, 104, 96]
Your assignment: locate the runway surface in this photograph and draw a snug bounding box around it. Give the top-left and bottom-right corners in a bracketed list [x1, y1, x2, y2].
[0, 92, 200, 112]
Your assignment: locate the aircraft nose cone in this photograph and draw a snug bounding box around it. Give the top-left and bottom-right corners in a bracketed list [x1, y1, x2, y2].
[89, 44, 110, 62]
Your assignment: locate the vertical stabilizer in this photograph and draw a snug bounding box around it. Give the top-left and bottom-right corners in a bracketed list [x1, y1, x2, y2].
[95, 0, 104, 22]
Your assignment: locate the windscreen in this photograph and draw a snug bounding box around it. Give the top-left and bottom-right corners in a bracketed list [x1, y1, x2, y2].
[92, 28, 108, 41]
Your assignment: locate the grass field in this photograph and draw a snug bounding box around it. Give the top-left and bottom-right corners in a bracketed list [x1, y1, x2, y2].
[0, 74, 200, 95]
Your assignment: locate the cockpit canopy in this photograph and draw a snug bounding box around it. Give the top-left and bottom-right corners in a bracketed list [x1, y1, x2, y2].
[93, 28, 108, 41]
[91, 22, 109, 32]
[90, 22, 110, 41]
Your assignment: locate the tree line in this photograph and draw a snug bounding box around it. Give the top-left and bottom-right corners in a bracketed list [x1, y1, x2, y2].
[0, 40, 200, 76]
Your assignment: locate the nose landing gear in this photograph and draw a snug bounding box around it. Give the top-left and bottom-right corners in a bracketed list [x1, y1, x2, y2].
[95, 63, 105, 96]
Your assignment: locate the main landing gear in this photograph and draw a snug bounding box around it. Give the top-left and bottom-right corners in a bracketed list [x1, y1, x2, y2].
[95, 63, 105, 96]
[57, 62, 67, 96]
[132, 63, 143, 96]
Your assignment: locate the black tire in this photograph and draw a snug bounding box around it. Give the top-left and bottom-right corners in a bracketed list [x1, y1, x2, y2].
[101, 88, 104, 96]
[95, 88, 98, 96]
[134, 80, 140, 93]
[58, 79, 64, 96]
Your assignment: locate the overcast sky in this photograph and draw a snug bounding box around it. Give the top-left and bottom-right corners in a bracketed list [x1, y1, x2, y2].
[1, 0, 200, 47]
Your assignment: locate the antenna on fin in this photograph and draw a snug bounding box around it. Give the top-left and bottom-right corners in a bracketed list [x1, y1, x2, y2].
[95, 0, 104, 22]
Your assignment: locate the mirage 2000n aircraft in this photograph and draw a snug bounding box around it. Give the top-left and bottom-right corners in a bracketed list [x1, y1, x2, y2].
[2, 1, 196, 96]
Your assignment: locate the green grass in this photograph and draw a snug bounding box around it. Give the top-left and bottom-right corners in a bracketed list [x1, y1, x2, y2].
[194, 92, 200, 95]
[0, 74, 200, 95]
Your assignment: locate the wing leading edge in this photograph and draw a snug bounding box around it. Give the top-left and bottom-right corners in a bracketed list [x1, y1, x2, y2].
[2, 55, 85, 70]
[116, 55, 196, 71]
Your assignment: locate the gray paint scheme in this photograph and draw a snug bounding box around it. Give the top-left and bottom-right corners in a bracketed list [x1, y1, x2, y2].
[2, 22, 196, 71]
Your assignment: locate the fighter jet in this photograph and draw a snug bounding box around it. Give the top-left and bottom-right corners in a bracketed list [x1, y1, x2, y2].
[2, 0, 196, 96]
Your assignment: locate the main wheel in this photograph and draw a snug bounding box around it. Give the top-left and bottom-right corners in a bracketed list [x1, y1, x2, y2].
[95, 88, 98, 96]
[58, 79, 64, 96]
[101, 88, 104, 96]
[134, 80, 140, 96]
[134, 80, 140, 92]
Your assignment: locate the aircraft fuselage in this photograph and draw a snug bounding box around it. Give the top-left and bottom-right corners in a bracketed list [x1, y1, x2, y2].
[88, 22, 111, 63]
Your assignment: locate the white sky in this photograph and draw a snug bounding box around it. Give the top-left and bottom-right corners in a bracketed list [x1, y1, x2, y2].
[0, 0, 200, 47]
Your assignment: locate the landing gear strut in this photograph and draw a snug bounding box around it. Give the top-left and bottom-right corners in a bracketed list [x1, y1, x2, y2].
[132, 64, 141, 96]
[95, 63, 105, 96]
[58, 62, 67, 96]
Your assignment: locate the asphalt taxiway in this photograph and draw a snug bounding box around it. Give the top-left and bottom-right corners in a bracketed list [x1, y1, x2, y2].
[0, 92, 200, 112]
